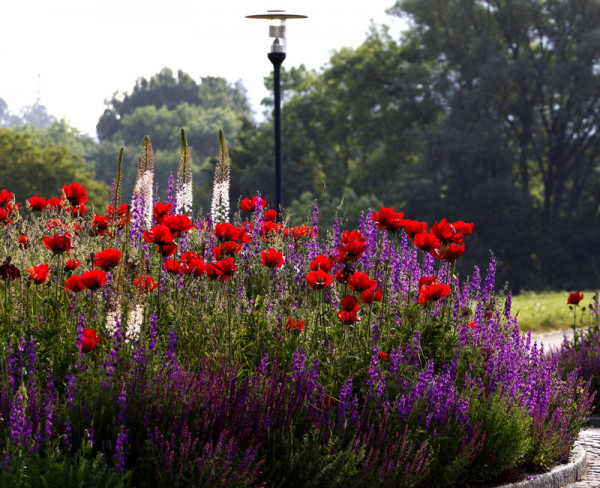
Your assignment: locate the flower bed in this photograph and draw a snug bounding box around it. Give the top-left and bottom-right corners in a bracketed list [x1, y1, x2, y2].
[0, 135, 594, 487]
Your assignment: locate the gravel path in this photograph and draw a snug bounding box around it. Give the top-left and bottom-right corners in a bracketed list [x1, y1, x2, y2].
[570, 428, 600, 487]
[529, 329, 574, 351]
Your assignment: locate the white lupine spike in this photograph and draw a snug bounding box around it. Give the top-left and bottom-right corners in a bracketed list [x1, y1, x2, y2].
[125, 304, 144, 343]
[210, 130, 230, 223]
[176, 129, 193, 215]
[105, 305, 122, 338]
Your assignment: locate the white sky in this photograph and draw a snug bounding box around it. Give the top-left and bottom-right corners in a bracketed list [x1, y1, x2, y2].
[0, 0, 405, 139]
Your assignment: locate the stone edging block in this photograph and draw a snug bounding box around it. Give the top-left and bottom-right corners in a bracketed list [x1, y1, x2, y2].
[494, 445, 587, 488]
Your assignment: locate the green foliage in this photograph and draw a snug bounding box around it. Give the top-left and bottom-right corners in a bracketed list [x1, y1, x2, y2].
[467, 393, 533, 482]
[0, 128, 109, 208]
[263, 432, 363, 488]
[0, 439, 131, 488]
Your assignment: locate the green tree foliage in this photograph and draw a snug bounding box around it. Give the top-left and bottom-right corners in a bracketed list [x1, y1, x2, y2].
[97, 67, 249, 142]
[386, 0, 600, 289]
[230, 27, 438, 228]
[94, 68, 252, 212]
[0, 128, 108, 208]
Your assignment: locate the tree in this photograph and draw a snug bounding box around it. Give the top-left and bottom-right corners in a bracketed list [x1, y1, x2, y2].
[97, 68, 250, 142]
[235, 26, 438, 228]
[20, 102, 55, 128]
[94, 68, 253, 212]
[388, 0, 600, 289]
[0, 128, 109, 208]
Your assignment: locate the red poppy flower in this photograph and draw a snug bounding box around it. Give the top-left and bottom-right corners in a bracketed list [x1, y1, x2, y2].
[180, 251, 199, 264]
[205, 261, 224, 280]
[241, 196, 266, 212]
[107, 203, 129, 229]
[418, 276, 438, 287]
[65, 275, 86, 292]
[215, 257, 237, 282]
[338, 295, 360, 324]
[379, 351, 389, 361]
[310, 254, 334, 273]
[107, 203, 128, 218]
[285, 318, 305, 333]
[0, 261, 20, 280]
[418, 282, 451, 305]
[66, 203, 87, 216]
[65, 259, 81, 272]
[134, 275, 159, 291]
[162, 214, 195, 235]
[158, 242, 178, 258]
[306, 270, 333, 290]
[94, 248, 122, 270]
[468, 321, 477, 329]
[431, 219, 474, 245]
[179, 256, 205, 277]
[80, 270, 107, 291]
[92, 215, 111, 236]
[261, 248, 284, 269]
[0, 209, 12, 225]
[361, 288, 383, 305]
[348, 272, 377, 293]
[568, 292, 584, 305]
[18, 235, 30, 249]
[214, 223, 250, 244]
[372, 206, 405, 232]
[284, 225, 313, 241]
[439, 243, 466, 261]
[262, 221, 284, 237]
[404, 220, 428, 239]
[153, 202, 173, 225]
[335, 268, 351, 284]
[413, 232, 441, 253]
[341, 230, 365, 245]
[213, 241, 242, 259]
[62, 183, 88, 207]
[77, 328, 101, 353]
[452, 220, 474, 238]
[27, 264, 49, 284]
[264, 209, 277, 222]
[0, 189, 14, 208]
[143, 225, 177, 247]
[46, 197, 63, 210]
[163, 258, 181, 275]
[338, 239, 368, 264]
[42, 234, 74, 254]
[27, 196, 47, 212]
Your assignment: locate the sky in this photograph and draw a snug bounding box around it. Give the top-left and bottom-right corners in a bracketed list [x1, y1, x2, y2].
[0, 0, 405, 139]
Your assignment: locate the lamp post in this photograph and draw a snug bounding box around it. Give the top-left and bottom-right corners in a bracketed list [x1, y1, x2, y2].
[246, 10, 307, 218]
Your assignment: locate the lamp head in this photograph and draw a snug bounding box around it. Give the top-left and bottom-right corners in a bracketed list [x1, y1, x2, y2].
[246, 10, 307, 54]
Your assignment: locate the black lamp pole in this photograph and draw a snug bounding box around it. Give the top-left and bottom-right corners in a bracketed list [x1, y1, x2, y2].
[268, 51, 286, 217]
[246, 11, 306, 220]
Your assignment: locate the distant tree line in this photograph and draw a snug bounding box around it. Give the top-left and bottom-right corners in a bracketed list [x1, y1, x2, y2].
[1, 0, 599, 291]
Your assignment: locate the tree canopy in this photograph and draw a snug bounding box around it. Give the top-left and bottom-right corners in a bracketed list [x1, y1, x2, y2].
[229, 0, 600, 290]
[93, 68, 252, 211]
[0, 128, 108, 208]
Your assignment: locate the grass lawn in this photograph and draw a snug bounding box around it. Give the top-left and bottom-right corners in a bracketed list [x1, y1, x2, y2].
[511, 290, 598, 332]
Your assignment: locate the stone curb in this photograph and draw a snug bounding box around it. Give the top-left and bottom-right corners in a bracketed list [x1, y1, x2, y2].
[494, 445, 587, 488]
